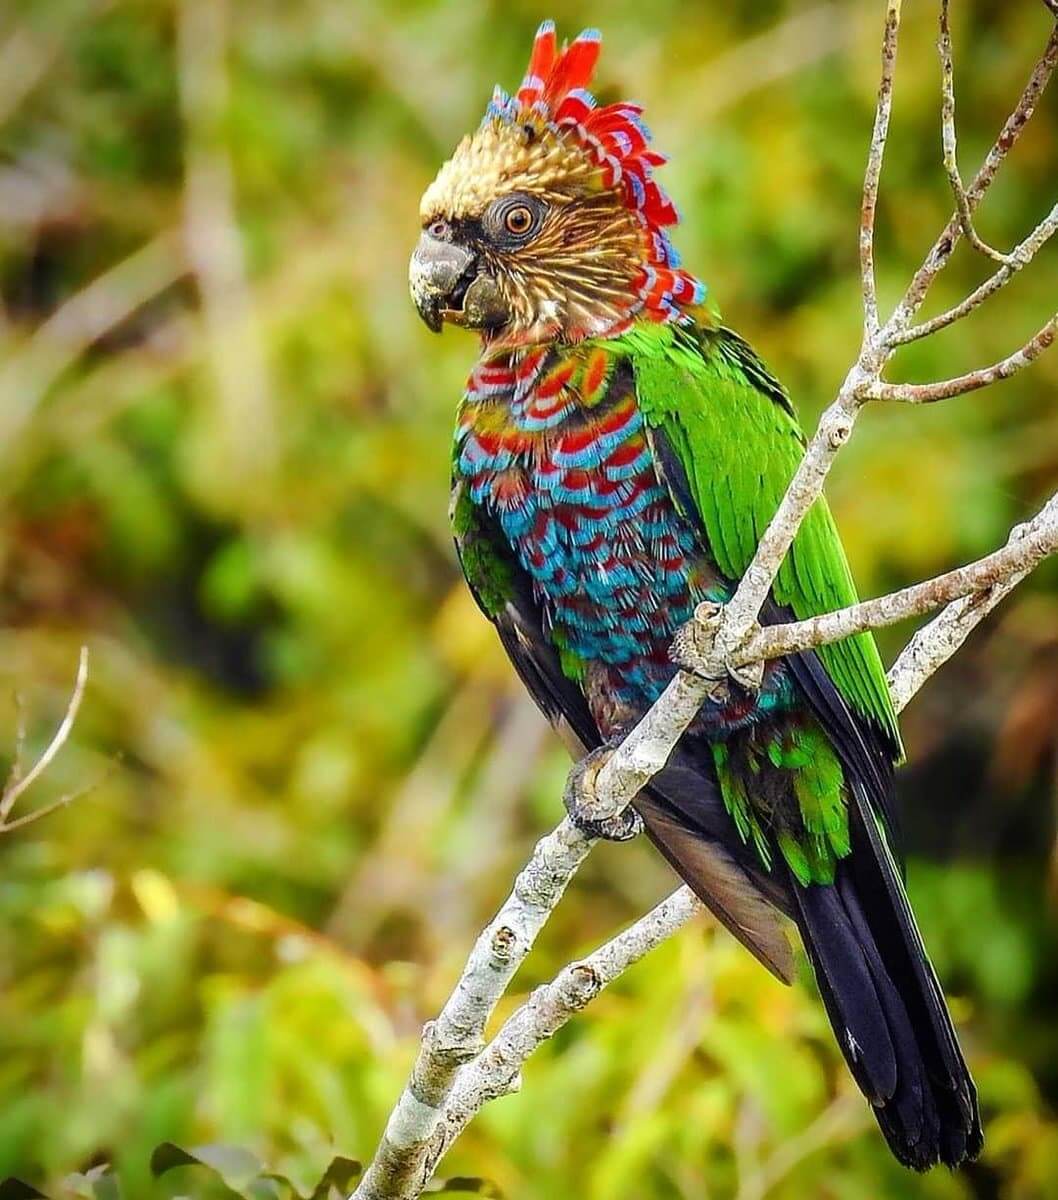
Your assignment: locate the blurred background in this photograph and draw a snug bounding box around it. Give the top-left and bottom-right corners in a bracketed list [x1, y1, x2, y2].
[0, 0, 1056, 1196]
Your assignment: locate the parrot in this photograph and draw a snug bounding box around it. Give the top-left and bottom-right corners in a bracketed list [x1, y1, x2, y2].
[409, 21, 982, 1170]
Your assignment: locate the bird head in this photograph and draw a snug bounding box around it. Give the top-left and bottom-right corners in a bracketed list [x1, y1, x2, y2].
[410, 21, 706, 351]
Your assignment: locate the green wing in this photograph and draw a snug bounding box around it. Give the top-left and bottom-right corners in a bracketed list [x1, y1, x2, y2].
[608, 319, 901, 756]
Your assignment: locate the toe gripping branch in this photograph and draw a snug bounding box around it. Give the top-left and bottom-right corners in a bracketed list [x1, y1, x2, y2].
[668, 601, 765, 696]
[562, 739, 643, 843]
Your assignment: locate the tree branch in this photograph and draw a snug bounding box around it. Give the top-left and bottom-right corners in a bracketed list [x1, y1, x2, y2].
[873, 313, 1058, 402]
[889, 21, 1058, 334]
[425, 887, 704, 1172]
[860, 0, 903, 339]
[0, 646, 91, 832]
[889, 199, 1058, 346]
[730, 492, 1058, 667]
[355, 8, 1058, 1197]
[351, 817, 595, 1200]
[939, 0, 1015, 264]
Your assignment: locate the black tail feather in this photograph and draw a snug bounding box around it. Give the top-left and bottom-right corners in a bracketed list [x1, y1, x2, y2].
[791, 789, 983, 1170]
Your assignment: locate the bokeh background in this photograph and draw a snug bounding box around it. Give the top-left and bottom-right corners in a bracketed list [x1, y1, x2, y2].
[1, 0, 1057, 1196]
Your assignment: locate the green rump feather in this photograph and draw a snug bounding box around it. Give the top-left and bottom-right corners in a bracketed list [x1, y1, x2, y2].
[711, 741, 772, 868]
[713, 722, 849, 885]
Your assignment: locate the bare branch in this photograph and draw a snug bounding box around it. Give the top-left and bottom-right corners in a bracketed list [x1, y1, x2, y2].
[351, 817, 593, 1200]
[425, 888, 704, 1172]
[939, 1, 1015, 264]
[0, 647, 89, 828]
[733, 492, 1058, 666]
[889, 200, 1058, 346]
[873, 312, 1058, 402]
[887, 576, 1024, 713]
[889, 22, 1058, 334]
[583, 669, 721, 824]
[713, 396, 864, 667]
[0, 773, 109, 834]
[356, 11, 1058, 1199]
[860, 0, 903, 341]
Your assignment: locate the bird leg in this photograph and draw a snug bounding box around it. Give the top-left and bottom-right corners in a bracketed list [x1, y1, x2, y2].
[563, 739, 643, 842]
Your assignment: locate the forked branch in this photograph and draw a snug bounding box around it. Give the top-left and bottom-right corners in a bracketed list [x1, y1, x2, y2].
[939, 0, 1016, 264]
[353, 7, 1058, 1197]
[0, 647, 92, 833]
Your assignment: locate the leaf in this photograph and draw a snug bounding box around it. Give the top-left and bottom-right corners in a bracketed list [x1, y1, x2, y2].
[428, 1179, 502, 1197]
[0, 1182, 49, 1200]
[61, 1168, 123, 1200]
[150, 1143, 264, 1193]
[308, 1158, 362, 1200]
[242, 1182, 285, 1200]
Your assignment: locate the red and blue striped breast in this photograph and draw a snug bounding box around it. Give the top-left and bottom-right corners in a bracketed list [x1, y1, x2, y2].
[453, 345, 719, 716]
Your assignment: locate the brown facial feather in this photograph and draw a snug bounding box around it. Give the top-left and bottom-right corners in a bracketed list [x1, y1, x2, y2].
[419, 118, 648, 346]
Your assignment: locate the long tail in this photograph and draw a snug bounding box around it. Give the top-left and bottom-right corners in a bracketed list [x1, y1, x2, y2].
[790, 784, 983, 1170]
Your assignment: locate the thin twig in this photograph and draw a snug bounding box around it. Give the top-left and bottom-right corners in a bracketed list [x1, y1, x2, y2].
[0, 773, 109, 833]
[889, 22, 1058, 335]
[874, 313, 1058, 402]
[860, 0, 903, 342]
[889, 201, 1058, 346]
[0, 646, 89, 826]
[731, 492, 1058, 666]
[888, 582, 1021, 713]
[939, 1, 1014, 264]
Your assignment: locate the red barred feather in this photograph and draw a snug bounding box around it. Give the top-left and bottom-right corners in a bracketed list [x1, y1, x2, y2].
[580, 348, 610, 403]
[536, 361, 577, 398]
[488, 22, 708, 326]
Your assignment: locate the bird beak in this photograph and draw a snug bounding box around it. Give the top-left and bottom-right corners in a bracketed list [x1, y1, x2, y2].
[409, 233, 477, 333]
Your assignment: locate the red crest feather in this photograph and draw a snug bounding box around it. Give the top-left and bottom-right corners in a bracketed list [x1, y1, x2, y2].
[485, 21, 707, 325]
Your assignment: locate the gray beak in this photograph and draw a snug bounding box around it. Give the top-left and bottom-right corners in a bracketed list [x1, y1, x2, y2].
[409, 233, 477, 333]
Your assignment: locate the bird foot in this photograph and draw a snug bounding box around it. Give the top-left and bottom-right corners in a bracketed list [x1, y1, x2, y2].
[669, 602, 764, 695]
[563, 741, 643, 843]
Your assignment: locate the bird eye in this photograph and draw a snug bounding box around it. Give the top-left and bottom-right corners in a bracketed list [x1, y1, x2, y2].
[485, 193, 544, 244]
[504, 205, 533, 235]
[427, 219, 449, 240]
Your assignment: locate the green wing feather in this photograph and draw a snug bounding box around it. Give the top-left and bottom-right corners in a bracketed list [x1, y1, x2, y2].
[607, 319, 901, 755]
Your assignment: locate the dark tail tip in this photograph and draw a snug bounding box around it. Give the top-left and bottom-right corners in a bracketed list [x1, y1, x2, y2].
[792, 868, 982, 1171]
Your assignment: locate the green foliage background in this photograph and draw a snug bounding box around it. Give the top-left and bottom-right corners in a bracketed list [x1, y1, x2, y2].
[0, 1, 1057, 1196]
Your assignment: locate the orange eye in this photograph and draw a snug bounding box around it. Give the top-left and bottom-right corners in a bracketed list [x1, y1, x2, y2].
[504, 205, 533, 235]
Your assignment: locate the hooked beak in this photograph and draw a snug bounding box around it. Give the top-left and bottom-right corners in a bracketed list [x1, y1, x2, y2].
[409, 233, 477, 333]
[409, 233, 509, 333]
